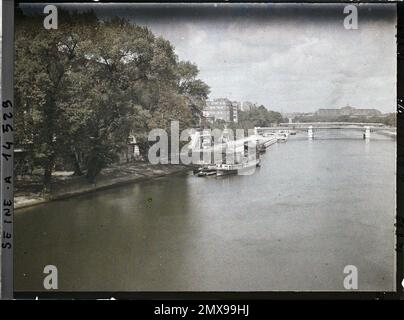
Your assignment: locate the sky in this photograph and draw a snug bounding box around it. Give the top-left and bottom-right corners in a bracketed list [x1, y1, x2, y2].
[22, 3, 397, 113]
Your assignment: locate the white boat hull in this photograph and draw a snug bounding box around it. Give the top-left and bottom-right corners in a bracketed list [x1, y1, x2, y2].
[216, 159, 261, 176]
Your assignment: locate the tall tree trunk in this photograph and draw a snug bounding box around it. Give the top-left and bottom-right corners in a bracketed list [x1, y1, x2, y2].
[71, 148, 83, 176]
[43, 155, 54, 195]
[86, 150, 103, 185]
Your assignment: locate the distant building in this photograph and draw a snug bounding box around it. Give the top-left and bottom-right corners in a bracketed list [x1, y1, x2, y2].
[203, 98, 234, 123]
[231, 101, 240, 123]
[340, 106, 355, 116]
[340, 106, 382, 117]
[316, 106, 382, 118]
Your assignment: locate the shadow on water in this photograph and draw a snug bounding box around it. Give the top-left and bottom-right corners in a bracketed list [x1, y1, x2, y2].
[15, 175, 196, 291]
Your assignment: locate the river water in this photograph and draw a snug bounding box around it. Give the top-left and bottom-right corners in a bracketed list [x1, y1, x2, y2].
[15, 131, 396, 291]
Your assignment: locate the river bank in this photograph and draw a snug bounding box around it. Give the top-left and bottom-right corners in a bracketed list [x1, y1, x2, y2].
[14, 162, 192, 210]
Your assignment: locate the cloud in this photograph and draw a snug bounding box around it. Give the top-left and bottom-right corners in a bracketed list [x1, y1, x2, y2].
[23, 2, 395, 113]
[138, 4, 396, 113]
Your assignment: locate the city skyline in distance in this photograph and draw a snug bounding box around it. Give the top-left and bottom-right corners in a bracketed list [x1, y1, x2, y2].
[205, 97, 387, 116]
[22, 3, 397, 114]
[113, 3, 396, 114]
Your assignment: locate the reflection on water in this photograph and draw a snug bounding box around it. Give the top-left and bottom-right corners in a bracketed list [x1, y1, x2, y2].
[15, 131, 396, 291]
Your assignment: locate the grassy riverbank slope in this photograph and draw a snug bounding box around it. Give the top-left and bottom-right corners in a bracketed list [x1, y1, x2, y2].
[15, 163, 192, 210]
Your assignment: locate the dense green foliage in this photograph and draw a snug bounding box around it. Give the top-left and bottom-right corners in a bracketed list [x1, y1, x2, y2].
[15, 10, 209, 188]
[237, 105, 284, 129]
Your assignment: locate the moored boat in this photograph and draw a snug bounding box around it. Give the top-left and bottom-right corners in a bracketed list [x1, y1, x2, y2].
[276, 131, 288, 142]
[194, 164, 217, 177]
[263, 136, 277, 147]
[216, 158, 261, 176]
[255, 134, 277, 152]
[196, 170, 216, 177]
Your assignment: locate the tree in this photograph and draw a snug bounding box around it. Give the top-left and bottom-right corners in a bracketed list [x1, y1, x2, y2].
[177, 61, 210, 122]
[15, 10, 98, 190]
[237, 105, 283, 130]
[15, 10, 210, 189]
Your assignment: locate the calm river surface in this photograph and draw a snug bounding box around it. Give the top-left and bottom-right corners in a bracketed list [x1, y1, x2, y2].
[15, 131, 396, 291]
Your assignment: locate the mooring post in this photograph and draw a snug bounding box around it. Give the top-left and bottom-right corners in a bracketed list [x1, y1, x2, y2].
[308, 125, 313, 139]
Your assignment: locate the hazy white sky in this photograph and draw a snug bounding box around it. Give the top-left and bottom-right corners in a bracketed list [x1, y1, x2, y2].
[23, 3, 397, 113]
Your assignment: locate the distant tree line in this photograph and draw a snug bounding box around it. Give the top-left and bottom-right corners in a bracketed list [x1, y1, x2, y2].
[237, 105, 285, 129]
[15, 9, 209, 190]
[201, 105, 284, 133]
